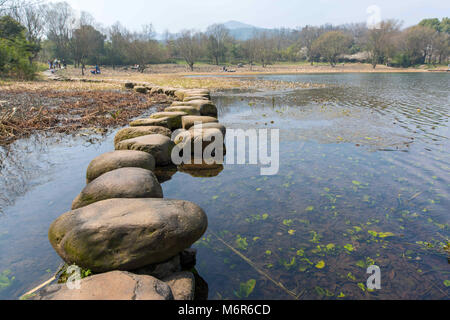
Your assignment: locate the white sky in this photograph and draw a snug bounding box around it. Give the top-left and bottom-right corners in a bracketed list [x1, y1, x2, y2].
[48, 0, 449, 33]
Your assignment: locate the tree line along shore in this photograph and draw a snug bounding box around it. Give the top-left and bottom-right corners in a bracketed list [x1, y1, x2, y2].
[0, 0, 449, 80]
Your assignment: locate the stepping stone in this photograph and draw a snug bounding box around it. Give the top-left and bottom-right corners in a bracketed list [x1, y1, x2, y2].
[182, 116, 218, 130]
[86, 150, 156, 183]
[163, 88, 176, 96]
[183, 95, 210, 102]
[164, 106, 201, 116]
[174, 89, 210, 101]
[172, 100, 217, 117]
[150, 111, 187, 129]
[150, 87, 164, 95]
[174, 128, 224, 152]
[114, 126, 172, 147]
[115, 134, 175, 166]
[72, 167, 163, 209]
[130, 117, 170, 128]
[191, 122, 226, 136]
[49, 198, 208, 272]
[134, 86, 148, 94]
[31, 271, 173, 300]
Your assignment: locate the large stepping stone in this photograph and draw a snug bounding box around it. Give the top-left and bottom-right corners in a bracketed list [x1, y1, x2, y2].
[182, 116, 218, 130]
[164, 106, 200, 116]
[86, 150, 156, 183]
[72, 168, 163, 209]
[49, 198, 208, 272]
[172, 100, 217, 117]
[130, 117, 170, 128]
[31, 271, 173, 300]
[150, 111, 187, 129]
[115, 134, 175, 166]
[114, 126, 172, 146]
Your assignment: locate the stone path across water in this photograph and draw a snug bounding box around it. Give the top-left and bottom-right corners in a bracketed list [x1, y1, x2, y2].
[30, 84, 226, 300]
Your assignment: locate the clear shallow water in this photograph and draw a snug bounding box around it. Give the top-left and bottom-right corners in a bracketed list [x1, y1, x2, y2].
[0, 73, 449, 300]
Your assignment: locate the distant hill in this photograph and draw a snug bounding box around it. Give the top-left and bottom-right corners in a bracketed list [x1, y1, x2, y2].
[222, 20, 270, 40]
[154, 20, 276, 41]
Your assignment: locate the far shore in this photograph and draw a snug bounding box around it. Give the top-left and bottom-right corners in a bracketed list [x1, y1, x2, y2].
[55, 62, 449, 80]
[34, 62, 446, 92]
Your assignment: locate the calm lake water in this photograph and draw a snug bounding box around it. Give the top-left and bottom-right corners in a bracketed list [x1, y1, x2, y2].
[0, 73, 449, 300]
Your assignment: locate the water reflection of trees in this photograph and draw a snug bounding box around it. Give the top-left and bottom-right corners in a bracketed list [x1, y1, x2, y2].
[0, 135, 50, 214]
[0, 132, 109, 214]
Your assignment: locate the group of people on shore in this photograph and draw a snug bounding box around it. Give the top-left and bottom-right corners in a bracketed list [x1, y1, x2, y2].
[48, 59, 66, 70]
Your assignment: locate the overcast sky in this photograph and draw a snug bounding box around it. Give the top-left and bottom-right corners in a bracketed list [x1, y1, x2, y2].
[48, 0, 449, 33]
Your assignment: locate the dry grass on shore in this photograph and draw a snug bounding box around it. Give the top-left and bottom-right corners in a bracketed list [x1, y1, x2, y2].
[0, 80, 170, 146]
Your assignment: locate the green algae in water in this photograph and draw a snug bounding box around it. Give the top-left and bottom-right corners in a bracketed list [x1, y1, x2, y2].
[0, 270, 15, 291]
[234, 279, 256, 299]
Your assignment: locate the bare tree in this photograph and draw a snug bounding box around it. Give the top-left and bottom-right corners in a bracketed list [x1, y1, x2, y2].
[365, 20, 401, 68]
[173, 30, 203, 71]
[253, 31, 276, 67]
[242, 36, 258, 70]
[5, 0, 46, 62]
[206, 23, 230, 65]
[44, 1, 76, 61]
[0, 0, 11, 13]
[7, 1, 45, 43]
